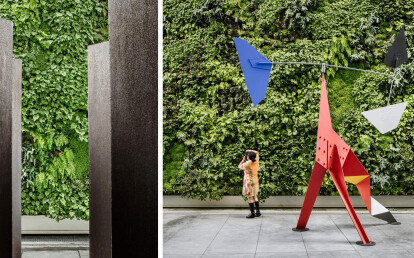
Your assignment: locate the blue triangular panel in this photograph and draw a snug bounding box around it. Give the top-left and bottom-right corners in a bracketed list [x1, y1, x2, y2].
[234, 38, 272, 106]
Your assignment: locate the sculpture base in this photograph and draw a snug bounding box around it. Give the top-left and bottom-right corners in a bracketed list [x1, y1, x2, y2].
[356, 241, 376, 246]
[292, 227, 309, 232]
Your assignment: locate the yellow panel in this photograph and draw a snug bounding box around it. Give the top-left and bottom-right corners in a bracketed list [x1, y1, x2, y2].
[344, 175, 369, 185]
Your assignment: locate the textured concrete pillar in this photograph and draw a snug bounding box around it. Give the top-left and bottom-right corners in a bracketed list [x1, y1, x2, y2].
[88, 0, 158, 257]
[0, 18, 22, 258]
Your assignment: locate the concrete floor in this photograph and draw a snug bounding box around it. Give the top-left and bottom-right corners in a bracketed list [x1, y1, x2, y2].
[164, 209, 414, 258]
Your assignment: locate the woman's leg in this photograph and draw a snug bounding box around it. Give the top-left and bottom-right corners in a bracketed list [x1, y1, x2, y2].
[254, 196, 261, 216]
[246, 196, 255, 218]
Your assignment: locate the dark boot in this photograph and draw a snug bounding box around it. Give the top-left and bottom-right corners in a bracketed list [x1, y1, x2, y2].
[246, 203, 255, 218]
[254, 201, 261, 217]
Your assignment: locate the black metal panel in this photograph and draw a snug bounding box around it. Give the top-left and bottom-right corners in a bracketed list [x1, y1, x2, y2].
[0, 18, 22, 258]
[109, 0, 158, 256]
[88, 42, 111, 258]
[385, 27, 408, 68]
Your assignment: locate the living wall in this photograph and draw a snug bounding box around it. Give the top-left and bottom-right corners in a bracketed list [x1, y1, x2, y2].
[163, 0, 414, 200]
[0, 0, 108, 220]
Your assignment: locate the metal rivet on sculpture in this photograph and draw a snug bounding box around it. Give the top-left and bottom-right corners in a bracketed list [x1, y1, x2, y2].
[233, 27, 408, 246]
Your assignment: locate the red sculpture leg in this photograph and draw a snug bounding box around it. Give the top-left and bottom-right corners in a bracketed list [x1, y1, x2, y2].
[329, 146, 372, 244]
[295, 161, 326, 230]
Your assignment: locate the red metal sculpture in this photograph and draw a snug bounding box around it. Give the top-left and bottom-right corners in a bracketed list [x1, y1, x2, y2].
[234, 35, 404, 246]
[293, 73, 375, 245]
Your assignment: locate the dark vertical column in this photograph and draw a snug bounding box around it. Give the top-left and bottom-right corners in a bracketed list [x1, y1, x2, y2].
[88, 42, 111, 257]
[109, 0, 158, 256]
[89, 0, 158, 257]
[0, 18, 22, 258]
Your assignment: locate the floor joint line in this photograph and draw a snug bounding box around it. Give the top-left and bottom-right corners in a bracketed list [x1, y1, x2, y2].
[329, 213, 361, 257]
[296, 214, 309, 258]
[254, 215, 264, 258]
[201, 214, 230, 256]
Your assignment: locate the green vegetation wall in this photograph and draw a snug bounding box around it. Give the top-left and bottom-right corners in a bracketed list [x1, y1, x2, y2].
[0, 0, 108, 220]
[163, 0, 414, 200]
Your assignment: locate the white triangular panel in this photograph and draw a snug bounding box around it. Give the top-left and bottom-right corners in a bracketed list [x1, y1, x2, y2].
[362, 102, 408, 134]
[371, 197, 389, 216]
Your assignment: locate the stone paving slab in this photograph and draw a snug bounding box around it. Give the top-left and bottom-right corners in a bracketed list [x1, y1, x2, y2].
[164, 208, 414, 257]
[256, 252, 308, 258]
[164, 229, 218, 255]
[78, 250, 89, 258]
[205, 229, 260, 254]
[307, 250, 360, 258]
[164, 255, 202, 258]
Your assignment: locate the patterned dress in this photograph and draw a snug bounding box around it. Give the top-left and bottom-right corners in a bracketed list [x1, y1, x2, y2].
[239, 151, 259, 197]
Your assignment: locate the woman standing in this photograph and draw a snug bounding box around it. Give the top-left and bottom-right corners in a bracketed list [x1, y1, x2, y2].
[238, 150, 261, 218]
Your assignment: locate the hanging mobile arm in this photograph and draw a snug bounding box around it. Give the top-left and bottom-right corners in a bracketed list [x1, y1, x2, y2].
[266, 61, 398, 107]
[325, 63, 394, 78]
[256, 61, 394, 78]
